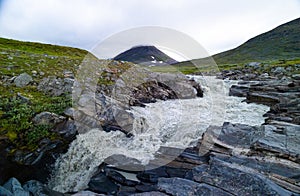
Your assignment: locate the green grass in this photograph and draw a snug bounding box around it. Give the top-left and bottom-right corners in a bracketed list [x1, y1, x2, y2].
[212, 17, 300, 64]
[0, 37, 89, 150]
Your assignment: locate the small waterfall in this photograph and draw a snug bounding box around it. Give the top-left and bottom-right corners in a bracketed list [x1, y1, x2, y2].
[48, 76, 269, 193]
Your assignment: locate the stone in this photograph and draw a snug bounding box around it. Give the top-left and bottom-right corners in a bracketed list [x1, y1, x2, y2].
[105, 168, 127, 185]
[14, 73, 33, 87]
[17, 92, 31, 103]
[229, 85, 249, 97]
[37, 76, 73, 96]
[63, 107, 75, 119]
[273, 66, 285, 74]
[246, 62, 261, 69]
[32, 112, 66, 127]
[210, 153, 300, 193]
[252, 122, 300, 163]
[192, 157, 295, 196]
[23, 180, 64, 196]
[292, 74, 300, 80]
[158, 177, 232, 196]
[72, 190, 104, 196]
[2, 177, 30, 196]
[104, 154, 145, 172]
[88, 172, 119, 195]
[63, 70, 74, 78]
[136, 172, 159, 183]
[135, 184, 158, 192]
[246, 92, 280, 106]
[0, 186, 13, 196]
[131, 191, 168, 196]
[13, 140, 63, 166]
[199, 122, 261, 155]
[118, 186, 137, 195]
[52, 120, 77, 141]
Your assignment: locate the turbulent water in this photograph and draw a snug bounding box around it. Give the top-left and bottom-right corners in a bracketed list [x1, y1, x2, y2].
[48, 76, 270, 193]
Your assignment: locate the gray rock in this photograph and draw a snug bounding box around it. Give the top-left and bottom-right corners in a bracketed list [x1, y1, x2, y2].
[0, 186, 13, 196]
[192, 158, 295, 196]
[292, 74, 300, 80]
[229, 85, 249, 97]
[63, 70, 74, 78]
[23, 180, 64, 196]
[88, 172, 119, 195]
[63, 107, 75, 119]
[53, 119, 77, 141]
[37, 76, 73, 96]
[104, 154, 145, 172]
[158, 177, 232, 196]
[273, 66, 286, 74]
[17, 92, 31, 103]
[252, 122, 300, 162]
[246, 92, 280, 106]
[72, 191, 105, 195]
[14, 73, 33, 87]
[2, 177, 30, 196]
[210, 153, 300, 193]
[199, 122, 262, 155]
[131, 191, 168, 196]
[32, 112, 66, 127]
[246, 62, 261, 69]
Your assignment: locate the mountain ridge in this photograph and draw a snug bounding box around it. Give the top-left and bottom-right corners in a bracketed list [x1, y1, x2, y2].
[212, 17, 300, 64]
[113, 45, 178, 66]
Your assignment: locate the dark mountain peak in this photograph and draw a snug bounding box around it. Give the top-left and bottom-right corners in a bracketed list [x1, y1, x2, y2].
[113, 45, 178, 66]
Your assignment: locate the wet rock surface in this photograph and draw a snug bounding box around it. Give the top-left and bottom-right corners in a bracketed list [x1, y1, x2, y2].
[0, 178, 63, 196]
[76, 72, 300, 195]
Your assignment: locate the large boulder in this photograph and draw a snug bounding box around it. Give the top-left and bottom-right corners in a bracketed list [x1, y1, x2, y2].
[14, 73, 33, 87]
[32, 112, 66, 127]
[88, 172, 119, 195]
[1, 178, 29, 196]
[192, 157, 295, 196]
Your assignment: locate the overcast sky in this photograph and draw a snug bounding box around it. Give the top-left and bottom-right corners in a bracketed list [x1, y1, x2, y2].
[0, 0, 299, 57]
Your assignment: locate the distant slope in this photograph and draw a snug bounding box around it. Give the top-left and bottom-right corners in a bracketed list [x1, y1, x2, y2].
[174, 17, 300, 68]
[212, 17, 300, 64]
[113, 45, 178, 66]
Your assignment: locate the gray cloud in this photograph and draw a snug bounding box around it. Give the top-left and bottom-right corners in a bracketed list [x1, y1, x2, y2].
[0, 0, 299, 57]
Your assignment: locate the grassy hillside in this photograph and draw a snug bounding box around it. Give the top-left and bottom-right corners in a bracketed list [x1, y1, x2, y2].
[168, 18, 300, 74]
[0, 37, 90, 150]
[213, 17, 300, 64]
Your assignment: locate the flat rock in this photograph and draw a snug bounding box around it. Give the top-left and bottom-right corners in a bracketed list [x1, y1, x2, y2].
[158, 177, 232, 196]
[88, 172, 119, 195]
[211, 153, 300, 193]
[192, 157, 296, 196]
[199, 122, 262, 155]
[229, 85, 249, 97]
[131, 191, 168, 196]
[252, 123, 300, 163]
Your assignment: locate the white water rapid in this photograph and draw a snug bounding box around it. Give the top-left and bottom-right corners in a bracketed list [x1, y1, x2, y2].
[48, 76, 270, 193]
